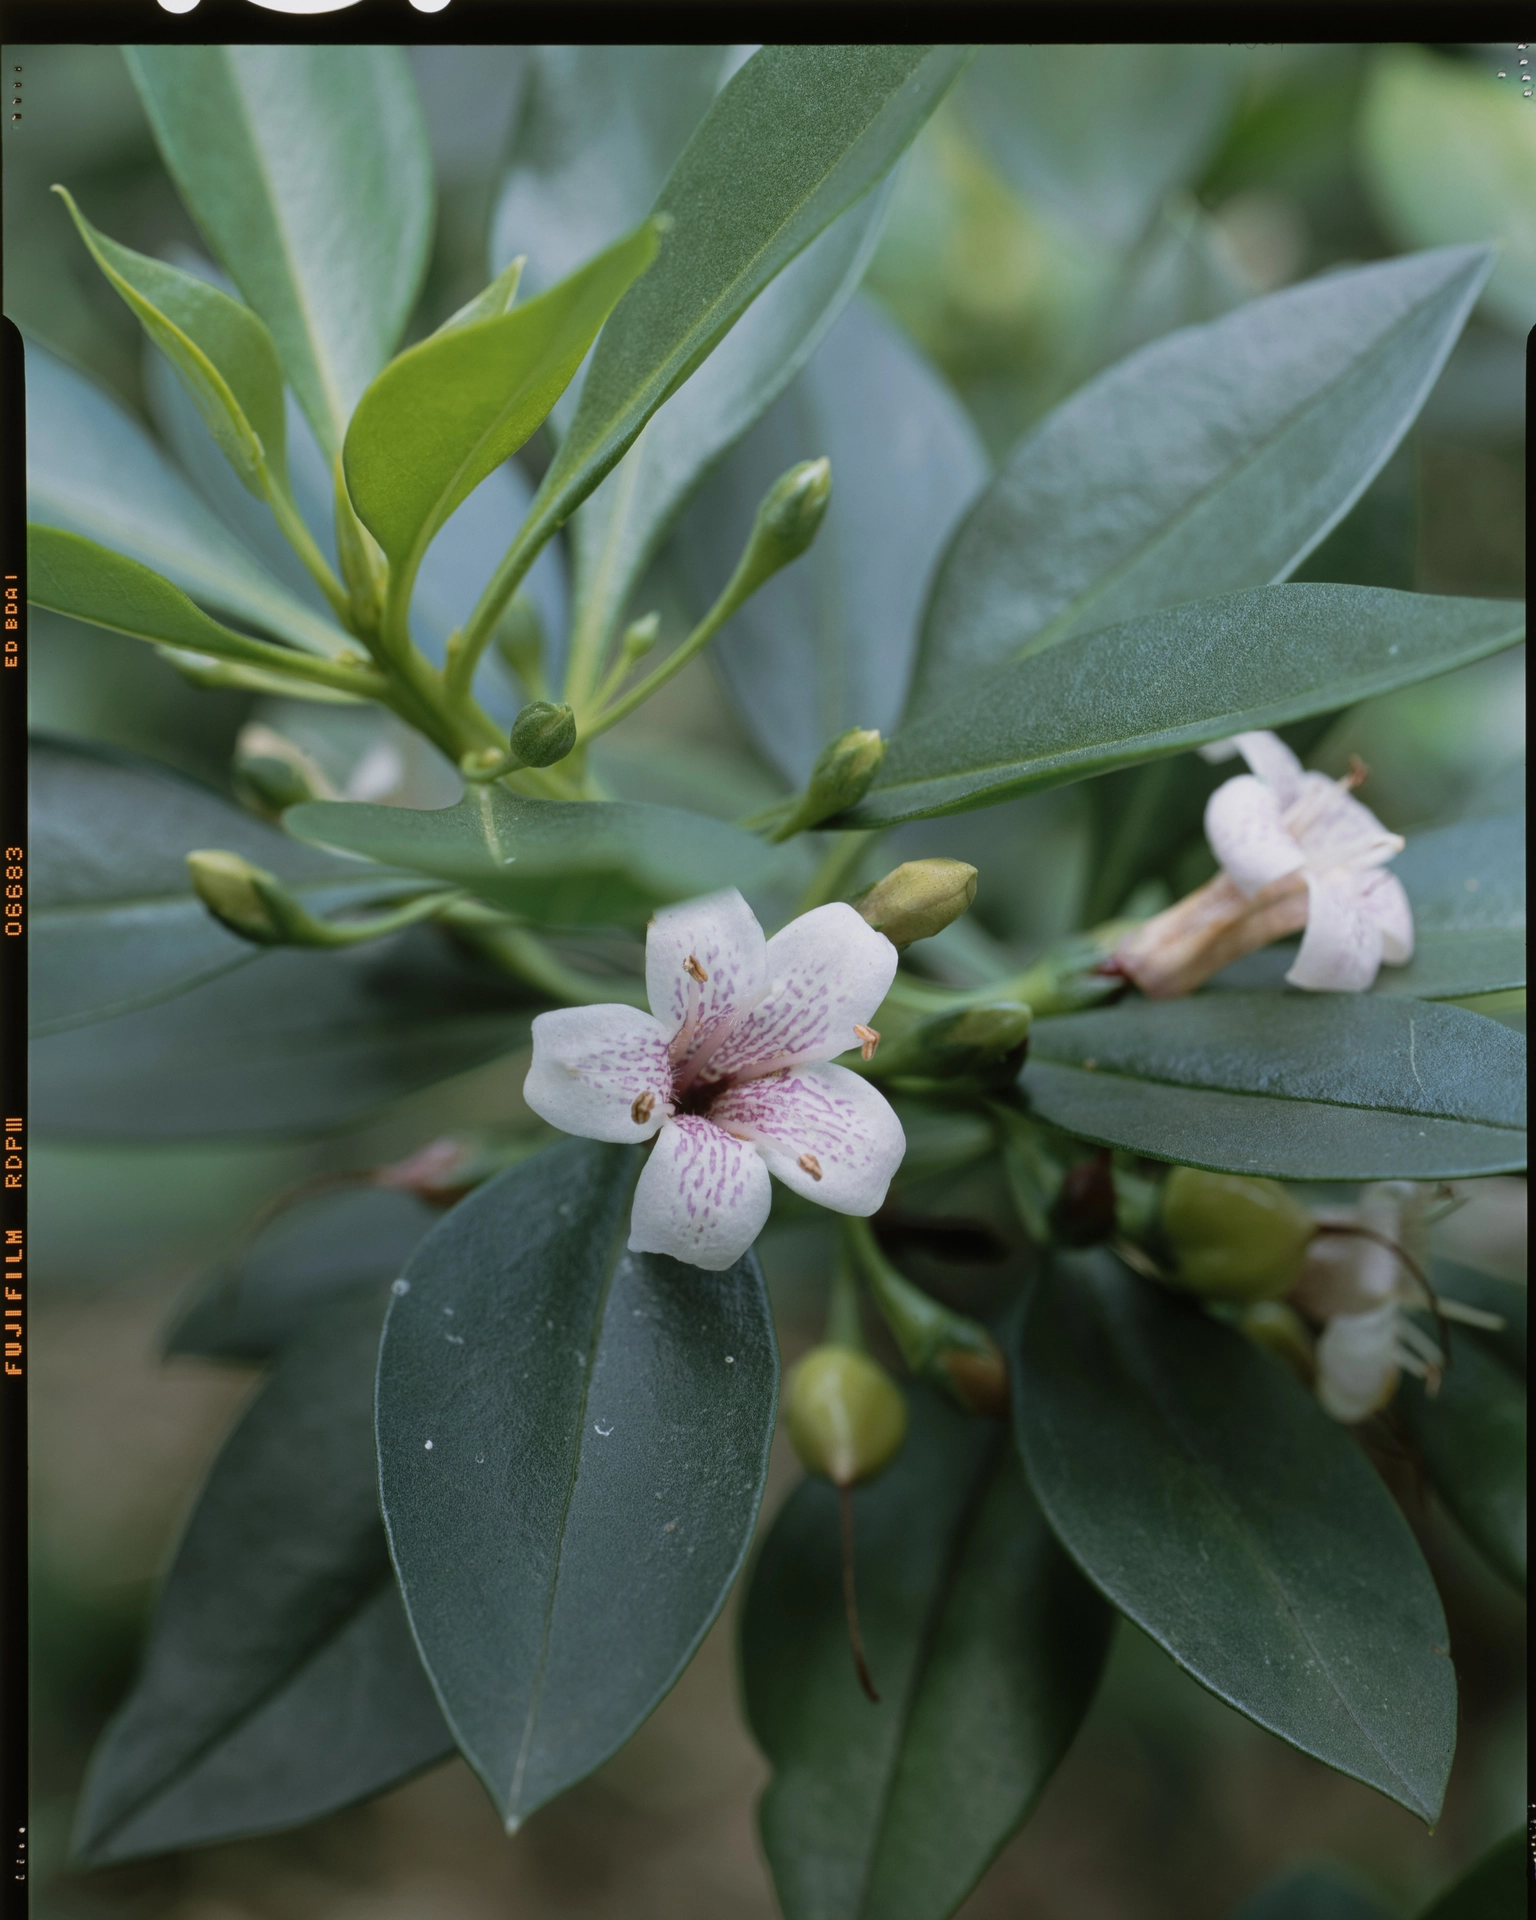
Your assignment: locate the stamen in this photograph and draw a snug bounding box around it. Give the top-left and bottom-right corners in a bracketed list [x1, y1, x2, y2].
[798, 1153, 824, 1181]
[854, 1023, 880, 1061]
[630, 1091, 655, 1125]
[1342, 754, 1369, 791]
[684, 954, 708, 984]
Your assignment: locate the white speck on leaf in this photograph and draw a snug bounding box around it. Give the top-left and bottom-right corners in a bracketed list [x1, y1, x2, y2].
[391, 1278, 410, 1295]
[424, 1440, 434, 1450]
[594, 1420, 614, 1437]
[724, 1356, 735, 1365]
[446, 1334, 464, 1345]
[443, 1306, 455, 1316]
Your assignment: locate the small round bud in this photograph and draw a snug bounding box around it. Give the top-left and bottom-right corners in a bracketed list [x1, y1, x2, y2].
[509, 701, 577, 768]
[855, 859, 978, 949]
[756, 456, 832, 567]
[186, 850, 286, 945]
[785, 1346, 907, 1487]
[621, 611, 660, 660]
[772, 727, 885, 839]
[1160, 1166, 1315, 1302]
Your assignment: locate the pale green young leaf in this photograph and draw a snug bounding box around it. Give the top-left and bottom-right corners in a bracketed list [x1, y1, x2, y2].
[912, 246, 1493, 709]
[1023, 993, 1527, 1181]
[376, 1139, 778, 1829]
[1016, 1254, 1456, 1823]
[851, 585, 1524, 827]
[435, 255, 526, 335]
[53, 185, 288, 496]
[124, 44, 434, 456]
[343, 222, 660, 586]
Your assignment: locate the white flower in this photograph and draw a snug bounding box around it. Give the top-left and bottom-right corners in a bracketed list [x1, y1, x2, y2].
[1114, 732, 1414, 996]
[523, 889, 905, 1271]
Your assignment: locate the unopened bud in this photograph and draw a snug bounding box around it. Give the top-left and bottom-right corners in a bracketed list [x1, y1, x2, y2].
[1050, 1149, 1117, 1248]
[621, 611, 660, 661]
[785, 1346, 907, 1487]
[492, 593, 546, 687]
[769, 728, 884, 841]
[333, 458, 387, 635]
[855, 859, 978, 949]
[857, 1226, 1009, 1419]
[232, 724, 334, 818]
[509, 701, 577, 768]
[186, 850, 289, 945]
[745, 457, 832, 585]
[874, 1000, 1032, 1088]
[1160, 1166, 1315, 1303]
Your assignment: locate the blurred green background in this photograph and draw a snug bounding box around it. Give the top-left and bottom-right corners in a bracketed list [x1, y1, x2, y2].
[6, 39, 1527, 1920]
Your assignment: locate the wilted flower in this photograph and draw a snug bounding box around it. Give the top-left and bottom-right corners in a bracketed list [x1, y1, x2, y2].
[1113, 731, 1413, 996]
[523, 889, 904, 1270]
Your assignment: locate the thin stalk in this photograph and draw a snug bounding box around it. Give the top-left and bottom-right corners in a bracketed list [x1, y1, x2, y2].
[448, 513, 553, 705]
[795, 832, 880, 914]
[444, 910, 648, 1007]
[266, 482, 352, 627]
[839, 1486, 880, 1704]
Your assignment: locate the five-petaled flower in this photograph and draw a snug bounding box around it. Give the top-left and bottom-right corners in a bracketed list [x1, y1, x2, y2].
[1113, 730, 1414, 997]
[523, 889, 905, 1270]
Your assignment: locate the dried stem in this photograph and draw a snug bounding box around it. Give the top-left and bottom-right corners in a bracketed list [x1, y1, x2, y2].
[839, 1484, 880, 1705]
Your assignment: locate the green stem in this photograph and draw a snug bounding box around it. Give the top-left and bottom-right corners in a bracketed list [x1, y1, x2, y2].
[826, 1241, 867, 1350]
[448, 513, 553, 706]
[298, 888, 469, 948]
[266, 480, 352, 628]
[444, 910, 648, 1007]
[795, 832, 881, 914]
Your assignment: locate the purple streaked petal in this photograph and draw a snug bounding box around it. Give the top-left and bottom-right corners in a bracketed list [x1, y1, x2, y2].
[628, 1116, 772, 1271]
[523, 1004, 673, 1143]
[706, 904, 898, 1080]
[1204, 774, 1306, 897]
[709, 1062, 906, 1215]
[1286, 870, 1385, 992]
[645, 887, 766, 1073]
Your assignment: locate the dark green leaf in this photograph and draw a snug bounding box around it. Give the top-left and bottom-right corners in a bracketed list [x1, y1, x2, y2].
[1228, 1865, 1393, 1920]
[29, 735, 399, 1035]
[676, 295, 987, 786]
[1378, 812, 1525, 1000]
[501, 46, 970, 590]
[285, 787, 778, 930]
[912, 246, 1492, 709]
[1414, 1831, 1526, 1920]
[960, 46, 1244, 250]
[1398, 1326, 1526, 1591]
[344, 222, 660, 585]
[743, 1392, 1111, 1920]
[125, 45, 434, 456]
[73, 1290, 452, 1865]
[25, 336, 347, 655]
[852, 585, 1523, 827]
[30, 931, 535, 1139]
[54, 186, 290, 497]
[1024, 993, 1527, 1181]
[166, 1187, 438, 1362]
[1015, 1254, 1457, 1822]
[1430, 1259, 1527, 1375]
[376, 1138, 778, 1827]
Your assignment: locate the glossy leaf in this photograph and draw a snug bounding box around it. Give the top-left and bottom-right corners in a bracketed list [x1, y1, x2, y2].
[852, 585, 1524, 827]
[1023, 993, 1527, 1181]
[54, 186, 289, 497]
[1414, 1831, 1526, 1920]
[73, 1290, 452, 1865]
[30, 932, 536, 1140]
[1378, 811, 1526, 1000]
[286, 786, 778, 930]
[961, 46, 1244, 250]
[743, 1393, 1112, 1920]
[675, 295, 987, 786]
[25, 337, 347, 655]
[29, 735, 399, 1035]
[125, 45, 434, 456]
[1360, 49, 1536, 337]
[26, 525, 352, 687]
[1015, 1254, 1457, 1822]
[376, 1138, 778, 1828]
[490, 45, 729, 296]
[504, 46, 971, 585]
[344, 222, 660, 585]
[165, 1187, 439, 1363]
[911, 246, 1492, 709]
[568, 190, 892, 687]
[1398, 1325, 1526, 1592]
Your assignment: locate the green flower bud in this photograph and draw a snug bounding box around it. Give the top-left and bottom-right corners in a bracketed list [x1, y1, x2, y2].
[231, 725, 334, 819]
[771, 728, 885, 840]
[492, 592, 546, 687]
[509, 701, 578, 768]
[855, 858, 978, 949]
[1160, 1166, 1316, 1303]
[748, 456, 832, 581]
[874, 1000, 1032, 1088]
[785, 1345, 907, 1487]
[186, 850, 289, 945]
[853, 1222, 1009, 1420]
[333, 457, 387, 635]
[620, 611, 660, 661]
